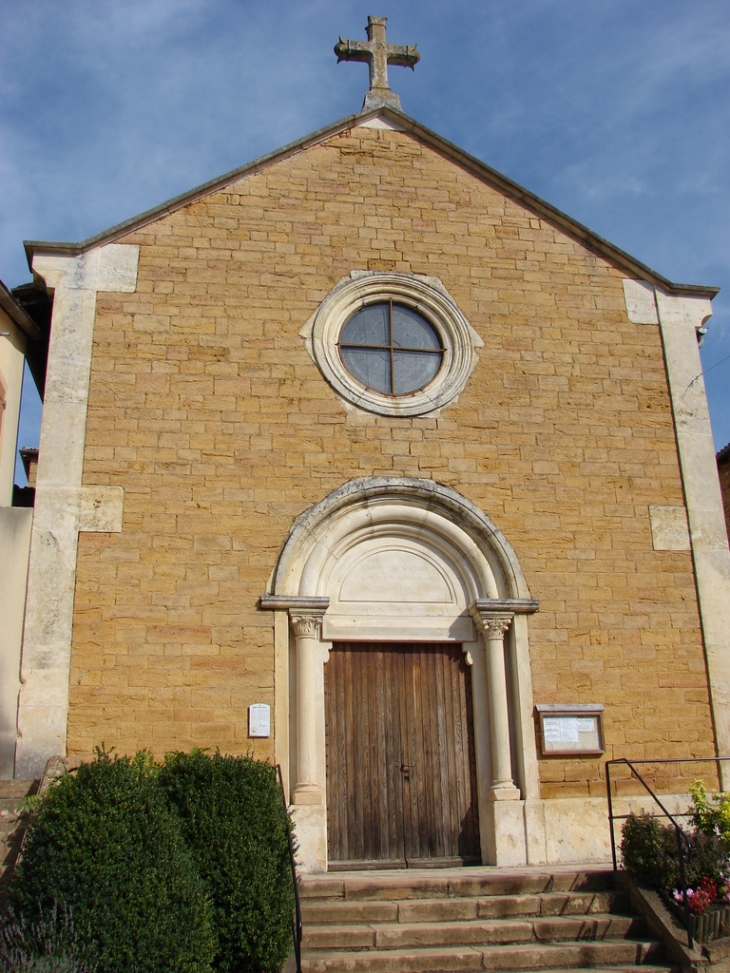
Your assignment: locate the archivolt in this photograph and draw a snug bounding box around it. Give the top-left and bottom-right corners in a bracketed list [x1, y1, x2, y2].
[269, 477, 532, 603]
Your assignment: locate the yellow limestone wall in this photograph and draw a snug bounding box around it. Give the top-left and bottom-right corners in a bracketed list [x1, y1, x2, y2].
[68, 126, 714, 797]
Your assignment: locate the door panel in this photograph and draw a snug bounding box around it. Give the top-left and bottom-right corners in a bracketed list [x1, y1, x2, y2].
[325, 642, 480, 867]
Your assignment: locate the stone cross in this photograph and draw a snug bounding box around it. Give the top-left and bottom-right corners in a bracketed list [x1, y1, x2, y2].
[335, 16, 420, 111]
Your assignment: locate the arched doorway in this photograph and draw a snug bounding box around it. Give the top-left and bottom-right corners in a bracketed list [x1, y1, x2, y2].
[261, 477, 540, 872]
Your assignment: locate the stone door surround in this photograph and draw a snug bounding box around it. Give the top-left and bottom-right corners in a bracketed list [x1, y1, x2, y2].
[260, 476, 539, 870]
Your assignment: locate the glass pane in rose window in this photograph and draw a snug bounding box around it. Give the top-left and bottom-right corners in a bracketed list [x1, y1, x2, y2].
[393, 351, 441, 394]
[341, 347, 391, 392]
[392, 305, 441, 350]
[341, 304, 389, 346]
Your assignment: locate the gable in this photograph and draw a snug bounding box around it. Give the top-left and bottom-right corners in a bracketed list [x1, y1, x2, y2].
[25, 108, 718, 301]
[111, 122, 643, 339]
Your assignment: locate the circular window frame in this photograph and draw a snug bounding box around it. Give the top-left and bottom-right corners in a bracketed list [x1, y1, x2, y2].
[306, 272, 482, 417]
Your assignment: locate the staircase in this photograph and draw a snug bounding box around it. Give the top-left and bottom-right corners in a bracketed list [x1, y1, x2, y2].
[0, 779, 37, 909]
[299, 867, 673, 973]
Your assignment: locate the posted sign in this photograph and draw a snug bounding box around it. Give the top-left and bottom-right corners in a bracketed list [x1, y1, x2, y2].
[248, 703, 271, 738]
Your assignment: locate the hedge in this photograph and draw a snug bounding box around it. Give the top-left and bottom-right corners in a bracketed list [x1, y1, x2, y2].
[8, 749, 295, 973]
[158, 751, 295, 973]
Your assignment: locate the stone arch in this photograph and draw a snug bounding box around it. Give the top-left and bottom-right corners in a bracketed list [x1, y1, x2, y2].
[270, 476, 531, 603]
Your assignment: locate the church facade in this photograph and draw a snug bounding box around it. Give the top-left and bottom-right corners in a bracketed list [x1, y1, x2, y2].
[10, 25, 730, 871]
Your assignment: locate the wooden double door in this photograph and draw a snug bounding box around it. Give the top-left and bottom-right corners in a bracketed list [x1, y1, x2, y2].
[324, 642, 480, 868]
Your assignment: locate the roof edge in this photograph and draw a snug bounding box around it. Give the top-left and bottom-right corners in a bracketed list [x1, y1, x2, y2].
[0, 279, 42, 340]
[23, 108, 369, 270]
[390, 112, 720, 300]
[23, 106, 720, 301]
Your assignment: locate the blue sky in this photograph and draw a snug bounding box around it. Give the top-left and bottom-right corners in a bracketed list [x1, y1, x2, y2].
[2, 0, 729, 482]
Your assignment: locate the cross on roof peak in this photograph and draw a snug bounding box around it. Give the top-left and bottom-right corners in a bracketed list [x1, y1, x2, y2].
[335, 16, 420, 112]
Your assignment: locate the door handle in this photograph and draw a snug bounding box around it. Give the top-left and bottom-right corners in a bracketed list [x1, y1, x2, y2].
[400, 763, 411, 782]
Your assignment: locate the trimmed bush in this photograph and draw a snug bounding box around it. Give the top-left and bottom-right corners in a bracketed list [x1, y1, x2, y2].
[621, 812, 679, 890]
[158, 751, 295, 973]
[10, 751, 216, 973]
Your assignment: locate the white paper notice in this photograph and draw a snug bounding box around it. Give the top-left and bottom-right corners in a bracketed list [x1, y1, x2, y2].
[248, 703, 271, 738]
[577, 717, 596, 733]
[543, 716, 580, 746]
[561, 718, 579, 743]
[543, 718, 562, 744]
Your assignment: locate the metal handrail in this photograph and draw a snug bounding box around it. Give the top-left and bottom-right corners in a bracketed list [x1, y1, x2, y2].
[606, 755, 730, 950]
[276, 764, 302, 973]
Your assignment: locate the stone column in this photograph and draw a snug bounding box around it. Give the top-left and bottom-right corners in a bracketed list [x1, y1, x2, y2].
[470, 606, 525, 865]
[290, 608, 327, 805]
[259, 594, 330, 871]
[471, 610, 520, 800]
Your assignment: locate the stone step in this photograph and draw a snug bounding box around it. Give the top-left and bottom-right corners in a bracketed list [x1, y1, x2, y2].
[482, 891, 630, 919]
[303, 900, 401, 925]
[302, 914, 645, 951]
[298, 868, 663, 973]
[301, 941, 666, 973]
[301, 890, 629, 925]
[299, 868, 615, 903]
[0, 813, 28, 850]
[0, 780, 37, 799]
[0, 781, 37, 907]
[478, 940, 666, 970]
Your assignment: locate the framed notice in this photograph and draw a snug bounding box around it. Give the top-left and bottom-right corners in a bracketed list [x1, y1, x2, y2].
[536, 704, 604, 757]
[248, 703, 271, 738]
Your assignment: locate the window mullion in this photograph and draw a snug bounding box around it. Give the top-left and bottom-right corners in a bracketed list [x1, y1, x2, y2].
[389, 298, 395, 394]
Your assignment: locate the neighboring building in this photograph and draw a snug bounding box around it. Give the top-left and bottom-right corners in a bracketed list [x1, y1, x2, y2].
[5, 22, 730, 871]
[13, 446, 39, 507]
[0, 282, 38, 505]
[0, 282, 46, 777]
[717, 444, 730, 544]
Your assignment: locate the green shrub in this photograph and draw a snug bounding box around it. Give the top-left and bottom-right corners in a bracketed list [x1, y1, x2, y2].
[689, 780, 730, 851]
[10, 751, 216, 973]
[158, 751, 295, 973]
[621, 812, 679, 890]
[621, 811, 729, 893]
[0, 902, 98, 973]
[684, 829, 729, 888]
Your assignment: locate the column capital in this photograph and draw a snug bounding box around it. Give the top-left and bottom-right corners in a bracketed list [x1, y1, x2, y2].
[289, 608, 327, 639]
[470, 607, 513, 640]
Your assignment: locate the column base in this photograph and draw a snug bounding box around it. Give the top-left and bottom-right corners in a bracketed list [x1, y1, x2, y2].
[482, 798, 527, 866]
[487, 783, 522, 802]
[291, 782, 323, 805]
[290, 803, 328, 873]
